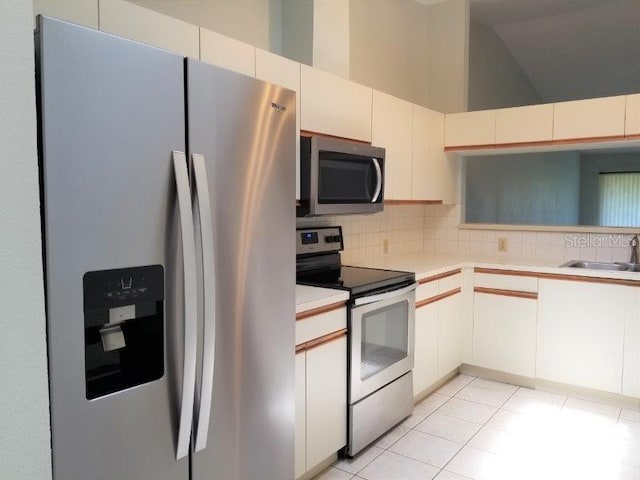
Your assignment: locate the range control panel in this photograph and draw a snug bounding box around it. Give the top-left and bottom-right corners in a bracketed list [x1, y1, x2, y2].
[296, 226, 343, 256]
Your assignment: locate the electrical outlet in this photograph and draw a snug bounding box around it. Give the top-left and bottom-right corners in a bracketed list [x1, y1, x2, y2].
[383, 239, 389, 254]
[498, 237, 508, 252]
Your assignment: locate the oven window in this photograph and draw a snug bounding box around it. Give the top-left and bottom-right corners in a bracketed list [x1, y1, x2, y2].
[318, 152, 379, 203]
[360, 301, 409, 380]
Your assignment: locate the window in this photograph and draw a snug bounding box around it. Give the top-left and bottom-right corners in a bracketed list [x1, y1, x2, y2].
[598, 172, 640, 227]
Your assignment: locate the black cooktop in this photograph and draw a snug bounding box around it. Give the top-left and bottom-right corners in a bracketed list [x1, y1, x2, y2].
[296, 265, 415, 297]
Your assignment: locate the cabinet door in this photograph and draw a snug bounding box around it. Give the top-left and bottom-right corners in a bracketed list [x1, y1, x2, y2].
[623, 290, 640, 398]
[99, 0, 199, 58]
[537, 279, 629, 393]
[626, 94, 640, 136]
[413, 302, 439, 397]
[295, 352, 306, 479]
[200, 28, 255, 77]
[495, 104, 553, 144]
[444, 110, 496, 148]
[411, 105, 429, 201]
[255, 49, 301, 200]
[306, 336, 347, 469]
[553, 95, 626, 140]
[372, 91, 413, 200]
[300, 65, 372, 142]
[438, 292, 463, 377]
[473, 292, 537, 378]
[34, 0, 98, 28]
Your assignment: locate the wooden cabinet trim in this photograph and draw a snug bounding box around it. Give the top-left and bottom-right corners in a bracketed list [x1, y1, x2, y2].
[296, 328, 347, 353]
[474, 286, 538, 300]
[419, 269, 462, 285]
[416, 287, 461, 309]
[444, 134, 631, 152]
[474, 267, 539, 278]
[537, 272, 640, 287]
[296, 301, 347, 321]
[385, 200, 444, 205]
[300, 130, 371, 145]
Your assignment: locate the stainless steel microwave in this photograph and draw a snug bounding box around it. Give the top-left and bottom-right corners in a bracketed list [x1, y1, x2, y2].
[297, 136, 385, 217]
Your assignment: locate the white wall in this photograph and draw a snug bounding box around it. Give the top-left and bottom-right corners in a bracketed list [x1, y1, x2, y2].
[349, 0, 430, 106]
[282, 0, 313, 65]
[468, 21, 542, 111]
[130, 0, 283, 53]
[313, 0, 349, 77]
[425, 0, 469, 113]
[0, 1, 52, 479]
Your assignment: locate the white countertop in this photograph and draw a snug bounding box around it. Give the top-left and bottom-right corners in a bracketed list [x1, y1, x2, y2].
[351, 253, 640, 282]
[295, 284, 349, 314]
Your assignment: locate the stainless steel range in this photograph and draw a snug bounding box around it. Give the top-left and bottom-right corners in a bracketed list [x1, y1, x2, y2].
[296, 226, 417, 457]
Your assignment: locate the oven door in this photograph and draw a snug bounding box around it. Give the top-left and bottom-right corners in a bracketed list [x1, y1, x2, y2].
[350, 285, 416, 403]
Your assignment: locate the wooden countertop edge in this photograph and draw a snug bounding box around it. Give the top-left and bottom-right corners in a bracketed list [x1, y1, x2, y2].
[296, 328, 347, 353]
[419, 268, 462, 284]
[296, 300, 347, 321]
[474, 267, 640, 287]
[474, 286, 538, 300]
[416, 287, 461, 309]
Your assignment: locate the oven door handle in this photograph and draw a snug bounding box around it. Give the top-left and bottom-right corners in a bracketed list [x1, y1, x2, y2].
[371, 158, 382, 203]
[353, 282, 418, 306]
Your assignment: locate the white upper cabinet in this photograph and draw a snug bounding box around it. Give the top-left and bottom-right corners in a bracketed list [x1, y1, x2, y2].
[34, 0, 99, 28]
[371, 91, 413, 200]
[300, 65, 372, 142]
[444, 110, 496, 147]
[99, 0, 199, 58]
[255, 49, 301, 199]
[625, 94, 640, 136]
[495, 104, 554, 144]
[413, 106, 457, 203]
[553, 95, 626, 140]
[200, 29, 255, 77]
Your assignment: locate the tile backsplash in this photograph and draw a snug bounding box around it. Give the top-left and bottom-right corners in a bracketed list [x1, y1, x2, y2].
[296, 204, 638, 264]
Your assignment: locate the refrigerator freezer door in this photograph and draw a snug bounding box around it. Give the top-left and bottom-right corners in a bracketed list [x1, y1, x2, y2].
[38, 17, 189, 480]
[187, 59, 296, 480]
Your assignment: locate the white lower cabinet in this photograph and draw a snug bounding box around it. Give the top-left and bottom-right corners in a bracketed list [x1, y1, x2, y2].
[413, 302, 438, 396]
[537, 279, 632, 394]
[438, 292, 463, 377]
[305, 337, 347, 470]
[473, 292, 537, 378]
[295, 352, 306, 479]
[622, 290, 640, 397]
[295, 303, 347, 479]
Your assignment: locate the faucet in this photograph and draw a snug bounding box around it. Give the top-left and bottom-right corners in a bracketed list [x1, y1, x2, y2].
[630, 235, 639, 264]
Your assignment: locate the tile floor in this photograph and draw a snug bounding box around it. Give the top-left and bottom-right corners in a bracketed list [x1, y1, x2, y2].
[313, 375, 640, 480]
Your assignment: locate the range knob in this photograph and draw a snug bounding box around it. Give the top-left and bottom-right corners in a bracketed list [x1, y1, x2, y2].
[325, 235, 341, 243]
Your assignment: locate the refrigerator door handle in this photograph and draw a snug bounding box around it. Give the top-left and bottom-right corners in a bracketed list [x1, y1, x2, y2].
[191, 153, 216, 452]
[172, 151, 198, 460]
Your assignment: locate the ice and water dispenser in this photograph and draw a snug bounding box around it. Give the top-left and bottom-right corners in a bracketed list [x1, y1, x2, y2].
[83, 265, 164, 399]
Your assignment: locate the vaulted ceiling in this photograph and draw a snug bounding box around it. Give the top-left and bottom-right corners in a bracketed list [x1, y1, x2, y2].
[470, 0, 640, 102]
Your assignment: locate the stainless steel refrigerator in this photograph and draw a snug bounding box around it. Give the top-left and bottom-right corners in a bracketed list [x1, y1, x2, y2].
[37, 16, 295, 480]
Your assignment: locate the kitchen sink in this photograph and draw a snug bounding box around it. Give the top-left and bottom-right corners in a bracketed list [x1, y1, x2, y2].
[562, 260, 640, 272]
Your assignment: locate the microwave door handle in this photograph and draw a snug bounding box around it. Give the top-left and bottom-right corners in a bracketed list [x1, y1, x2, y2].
[191, 154, 216, 453]
[172, 151, 198, 460]
[371, 158, 382, 202]
[353, 282, 418, 307]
